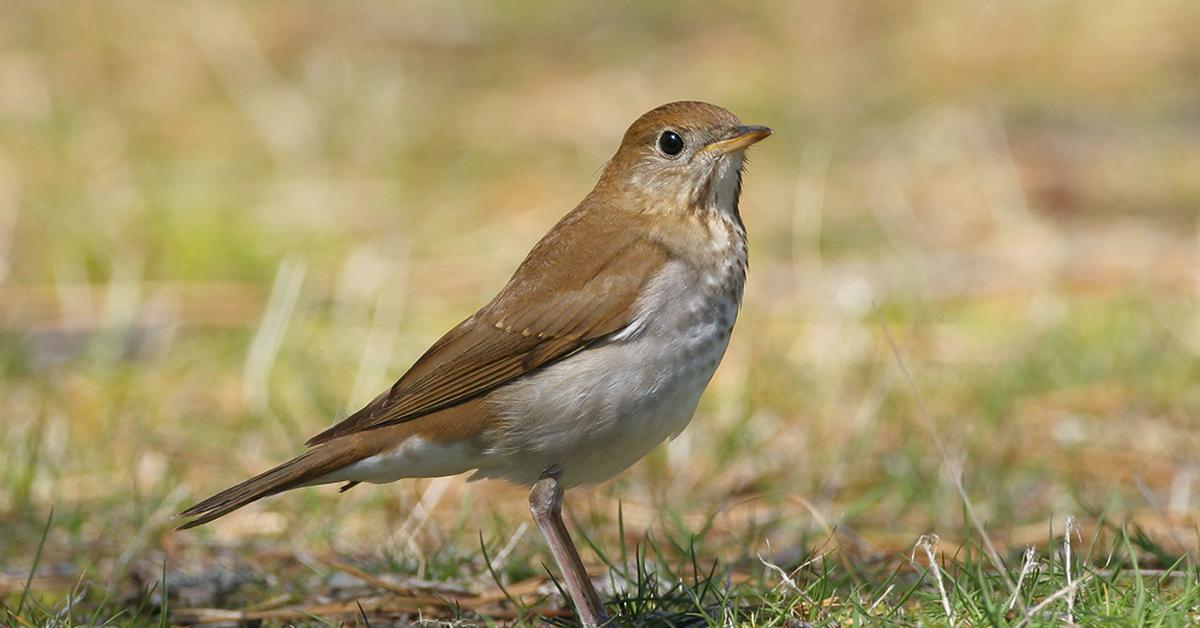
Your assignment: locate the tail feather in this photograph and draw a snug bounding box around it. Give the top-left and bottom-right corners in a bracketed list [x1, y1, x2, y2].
[176, 444, 356, 530]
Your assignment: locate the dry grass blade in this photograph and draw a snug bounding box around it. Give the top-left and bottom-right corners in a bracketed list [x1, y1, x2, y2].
[878, 315, 1025, 612]
[5, 1, 1200, 624]
[172, 598, 574, 625]
[1013, 574, 1095, 628]
[315, 555, 557, 610]
[315, 556, 455, 602]
[912, 534, 953, 625]
[1006, 547, 1039, 611]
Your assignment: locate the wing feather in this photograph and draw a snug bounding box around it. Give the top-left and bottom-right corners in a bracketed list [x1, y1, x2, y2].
[305, 210, 668, 446]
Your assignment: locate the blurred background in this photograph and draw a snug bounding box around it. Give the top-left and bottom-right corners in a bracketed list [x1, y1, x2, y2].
[2, 0, 1199, 618]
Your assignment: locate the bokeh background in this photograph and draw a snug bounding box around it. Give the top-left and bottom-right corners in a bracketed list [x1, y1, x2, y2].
[3, 0, 1199, 621]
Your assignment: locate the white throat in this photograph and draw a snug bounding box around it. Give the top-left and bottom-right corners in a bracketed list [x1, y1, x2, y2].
[705, 152, 745, 219]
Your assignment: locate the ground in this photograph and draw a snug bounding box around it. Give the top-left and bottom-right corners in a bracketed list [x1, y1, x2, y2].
[3, 1, 1200, 625]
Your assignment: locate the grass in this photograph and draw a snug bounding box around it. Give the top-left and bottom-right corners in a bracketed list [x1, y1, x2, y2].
[4, 0, 1200, 625]
[9, 507, 1200, 625]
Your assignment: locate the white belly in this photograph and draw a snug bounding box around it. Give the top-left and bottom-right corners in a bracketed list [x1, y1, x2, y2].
[472, 258, 742, 487]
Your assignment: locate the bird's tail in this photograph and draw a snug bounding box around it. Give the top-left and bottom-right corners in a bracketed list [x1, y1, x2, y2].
[176, 443, 360, 530]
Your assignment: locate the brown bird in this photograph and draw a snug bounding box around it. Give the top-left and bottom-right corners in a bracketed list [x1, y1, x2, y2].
[178, 101, 770, 626]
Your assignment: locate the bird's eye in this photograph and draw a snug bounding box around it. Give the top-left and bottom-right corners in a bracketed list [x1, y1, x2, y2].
[657, 130, 685, 156]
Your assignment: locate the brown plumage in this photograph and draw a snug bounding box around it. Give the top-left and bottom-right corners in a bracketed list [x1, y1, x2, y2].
[177, 100, 771, 626]
[177, 101, 770, 540]
[176, 442, 355, 530]
[304, 214, 670, 446]
[177, 399, 490, 528]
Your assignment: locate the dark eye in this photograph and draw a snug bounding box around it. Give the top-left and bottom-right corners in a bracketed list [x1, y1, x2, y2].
[657, 130, 684, 156]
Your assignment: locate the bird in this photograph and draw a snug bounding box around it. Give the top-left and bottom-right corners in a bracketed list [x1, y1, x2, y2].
[177, 100, 771, 626]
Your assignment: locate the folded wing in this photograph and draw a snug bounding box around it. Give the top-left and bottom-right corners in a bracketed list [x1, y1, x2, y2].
[306, 210, 669, 446]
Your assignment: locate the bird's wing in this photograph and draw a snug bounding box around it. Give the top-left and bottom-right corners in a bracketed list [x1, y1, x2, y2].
[305, 212, 669, 446]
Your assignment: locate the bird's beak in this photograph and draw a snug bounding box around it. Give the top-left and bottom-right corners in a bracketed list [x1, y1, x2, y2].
[701, 125, 773, 155]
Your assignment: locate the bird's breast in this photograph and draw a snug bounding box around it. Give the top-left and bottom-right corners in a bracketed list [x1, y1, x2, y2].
[477, 253, 746, 486]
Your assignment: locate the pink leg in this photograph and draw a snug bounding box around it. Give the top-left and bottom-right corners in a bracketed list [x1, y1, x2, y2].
[528, 470, 608, 626]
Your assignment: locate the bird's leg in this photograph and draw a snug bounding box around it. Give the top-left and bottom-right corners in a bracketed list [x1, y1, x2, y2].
[529, 467, 608, 626]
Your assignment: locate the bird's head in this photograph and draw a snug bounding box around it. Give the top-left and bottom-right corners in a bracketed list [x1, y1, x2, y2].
[599, 101, 771, 221]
